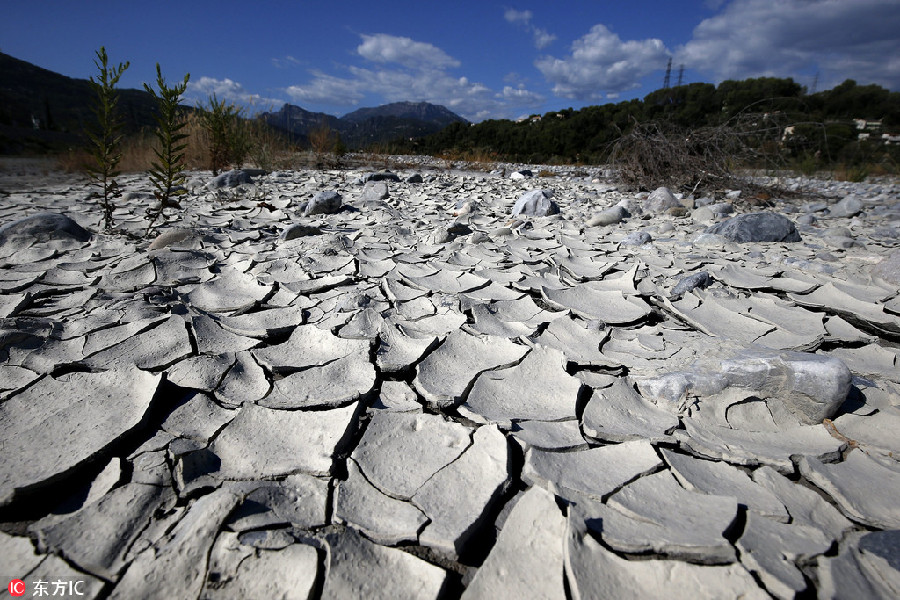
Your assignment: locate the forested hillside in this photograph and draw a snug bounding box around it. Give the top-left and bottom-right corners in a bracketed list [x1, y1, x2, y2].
[394, 78, 900, 169]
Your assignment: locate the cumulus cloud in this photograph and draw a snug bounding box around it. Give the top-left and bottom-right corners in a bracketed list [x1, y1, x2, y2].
[284, 33, 540, 120]
[504, 8, 556, 49]
[535, 24, 670, 100]
[186, 76, 283, 109]
[357, 33, 460, 69]
[677, 0, 900, 89]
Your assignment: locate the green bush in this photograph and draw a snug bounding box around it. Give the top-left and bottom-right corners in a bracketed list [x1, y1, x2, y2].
[143, 64, 190, 235]
[198, 95, 246, 175]
[86, 47, 129, 230]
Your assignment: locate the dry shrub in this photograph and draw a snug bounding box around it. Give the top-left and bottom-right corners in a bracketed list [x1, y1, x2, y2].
[537, 169, 556, 178]
[609, 120, 753, 193]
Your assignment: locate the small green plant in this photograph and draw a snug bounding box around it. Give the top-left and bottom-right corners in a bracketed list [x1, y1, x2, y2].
[143, 64, 190, 235]
[198, 95, 246, 175]
[87, 47, 129, 230]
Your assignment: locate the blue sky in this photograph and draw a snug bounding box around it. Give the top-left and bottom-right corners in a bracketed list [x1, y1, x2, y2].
[3, 0, 899, 121]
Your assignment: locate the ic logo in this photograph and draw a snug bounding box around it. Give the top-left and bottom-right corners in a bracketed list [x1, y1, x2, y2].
[8, 580, 25, 597]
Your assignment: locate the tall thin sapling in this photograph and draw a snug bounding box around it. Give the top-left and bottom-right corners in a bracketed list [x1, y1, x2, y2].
[86, 46, 129, 231]
[143, 64, 190, 235]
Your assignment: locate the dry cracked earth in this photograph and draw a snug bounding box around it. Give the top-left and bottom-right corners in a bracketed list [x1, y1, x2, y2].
[1, 158, 899, 599]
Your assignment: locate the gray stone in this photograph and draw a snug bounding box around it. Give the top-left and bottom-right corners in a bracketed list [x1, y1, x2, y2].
[413, 425, 510, 555]
[829, 195, 863, 218]
[0, 368, 160, 507]
[587, 205, 627, 226]
[621, 231, 652, 246]
[361, 180, 390, 202]
[209, 169, 255, 188]
[362, 171, 401, 182]
[322, 528, 446, 600]
[706, 212, 802, 243]
[645, 187, 681, 213]
[148, 228, 198, 250]
[462, 486, 567, 600]
[211, 402, 360, 478]
[637, 349, 851, 426]
[523, 440, 662, 500]
[511, 189, 559, 217]
[799, 450, 900, 529]
[671, 271, 712, 298]
[280, 223, 322, 240]
[352, 411, 471, 499]
[0, 212, 91, 248]
[304, 190, 343, 215]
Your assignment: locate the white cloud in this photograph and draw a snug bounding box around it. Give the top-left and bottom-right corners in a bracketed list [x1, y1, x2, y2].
[501, 85, 545, 105]
[272, 55, 302, 69]
[504, 8, 556, 49]
[357, 33, 460, 69]
[677, 0, 900, 89]
[186, 76, 283, 110]
[536, 24, 670, 100]
[284, 33, 540, 121]
[504, 8, 532, 25]
[285, 70, 365, 106]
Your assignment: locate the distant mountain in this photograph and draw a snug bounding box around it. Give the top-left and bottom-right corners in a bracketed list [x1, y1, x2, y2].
[0, 51, 468, 154]
[0, 51, 158, 153]
[260, 101, 468, 149]
[342, 101, 466, 127]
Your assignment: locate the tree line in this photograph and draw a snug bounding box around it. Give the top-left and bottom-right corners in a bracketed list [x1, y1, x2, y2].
[390, 77, 900, 171]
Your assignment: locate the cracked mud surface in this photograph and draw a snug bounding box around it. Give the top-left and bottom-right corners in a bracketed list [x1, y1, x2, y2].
[1, 160, 899, 598]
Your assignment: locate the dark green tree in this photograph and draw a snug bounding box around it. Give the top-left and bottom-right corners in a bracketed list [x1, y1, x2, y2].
[198, 94, 246, 175]
[86, 46, 129, 230]
[143, 63, 190, 235]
